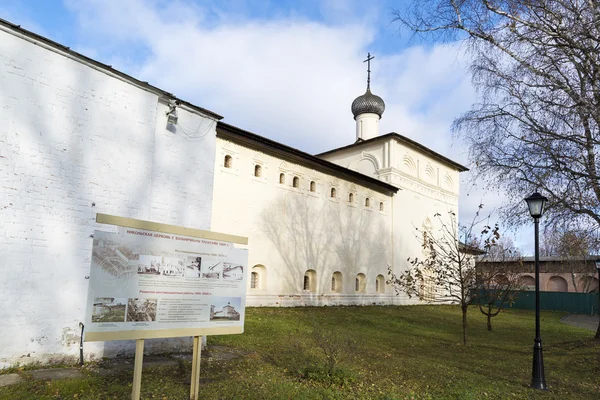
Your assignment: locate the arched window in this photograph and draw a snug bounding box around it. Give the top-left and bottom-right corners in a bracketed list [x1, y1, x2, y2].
[250, 272, 259, 289]
[250, 265, 267, 290]
[365, 197, 370, 207]
[348, 193, 354, 203]
[495, 274, 509, 286]
[376, 275, 385, 294]
[423, 277, 436, 301]
[224, 155, 232, 168]
[355, 273, 366, 293]
[309, 181, 316, 192]
[254, 164, 262, 177]
[423, 219, 432, 247]
[330, 187, 336, 198]
[293, 176, 299, 188]
[303, 269, 317, 292]
[331, 271, 342, 293]
[279, 173, 285, 184]
[587, 277, 599, 292]
[547, 276, 568, 292]
[520, 275, 535, 290]
[379, 202, 384, 211]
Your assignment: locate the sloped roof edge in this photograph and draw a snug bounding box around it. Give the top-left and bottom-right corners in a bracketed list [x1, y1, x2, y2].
[316, 132, 469, 172]
[217, 122, 399, 196]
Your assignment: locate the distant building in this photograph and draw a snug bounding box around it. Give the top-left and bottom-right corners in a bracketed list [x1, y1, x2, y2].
[479, 256, 599, 293]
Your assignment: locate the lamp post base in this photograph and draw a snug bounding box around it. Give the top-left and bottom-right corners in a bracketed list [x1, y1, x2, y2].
[531, 339, 547, 390]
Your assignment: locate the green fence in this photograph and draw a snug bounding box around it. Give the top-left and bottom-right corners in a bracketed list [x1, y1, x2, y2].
[474, 290, 600, 315]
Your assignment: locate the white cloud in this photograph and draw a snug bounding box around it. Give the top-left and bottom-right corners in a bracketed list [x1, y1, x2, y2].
[62, 0, 521, 247]
[65, 1, 474, 152]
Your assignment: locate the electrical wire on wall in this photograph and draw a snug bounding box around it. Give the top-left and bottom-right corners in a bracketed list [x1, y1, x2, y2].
[175, 117, 216, 142]
[165, 99, 216, 142]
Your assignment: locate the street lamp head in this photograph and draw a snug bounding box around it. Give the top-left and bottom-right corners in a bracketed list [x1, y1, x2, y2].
[525, 192, 548, 219]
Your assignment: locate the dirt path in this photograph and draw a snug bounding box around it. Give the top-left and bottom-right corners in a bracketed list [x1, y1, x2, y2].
[560, 314, 598, 331]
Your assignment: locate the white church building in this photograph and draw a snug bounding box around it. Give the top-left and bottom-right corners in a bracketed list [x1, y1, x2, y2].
[0, 19, 466, 367]
[212, 95, 467, 306]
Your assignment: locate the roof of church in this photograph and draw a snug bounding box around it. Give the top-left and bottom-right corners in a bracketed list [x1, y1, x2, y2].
[316, 133, 469, 172]
[351, 53, 385, 118]
[351, 89, 385, 118]
[217, 122, 399, 196]
[0, 18, 223, 121]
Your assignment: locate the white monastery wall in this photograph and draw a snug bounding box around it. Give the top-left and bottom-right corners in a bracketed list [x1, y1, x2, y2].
[210, 136, 399, 306]
[0, 27, 218, 368]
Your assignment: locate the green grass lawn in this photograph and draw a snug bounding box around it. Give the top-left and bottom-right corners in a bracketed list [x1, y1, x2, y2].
[2, 305, 599, 399]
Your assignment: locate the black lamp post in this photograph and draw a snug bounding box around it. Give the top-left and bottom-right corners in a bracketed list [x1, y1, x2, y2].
[524, 191, 548, 390]
[595, 259, 600, 340]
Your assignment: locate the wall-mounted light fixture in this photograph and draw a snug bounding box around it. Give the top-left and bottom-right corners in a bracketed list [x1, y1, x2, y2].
[166, 100, 179, 125]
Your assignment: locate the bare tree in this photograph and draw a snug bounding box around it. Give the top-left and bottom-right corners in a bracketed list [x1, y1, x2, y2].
[475, 239, 523, 331]
[387, 206, 497, 345]
[393, 1, 600, 231]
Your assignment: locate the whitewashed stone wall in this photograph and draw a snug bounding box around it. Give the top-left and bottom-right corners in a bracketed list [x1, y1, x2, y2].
[0, 27, 218, 368]
[210, 136, 406, 307]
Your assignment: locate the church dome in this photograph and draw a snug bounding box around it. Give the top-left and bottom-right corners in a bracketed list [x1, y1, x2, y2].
[351, 89, 385, 119]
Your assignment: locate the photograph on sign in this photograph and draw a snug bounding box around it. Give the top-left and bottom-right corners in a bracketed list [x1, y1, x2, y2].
[84, 227, 248, 340]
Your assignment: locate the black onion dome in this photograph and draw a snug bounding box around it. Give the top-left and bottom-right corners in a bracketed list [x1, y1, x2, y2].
[351, 89, 385, 119]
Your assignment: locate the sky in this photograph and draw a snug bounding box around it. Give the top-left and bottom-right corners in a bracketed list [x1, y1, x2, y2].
[0, 0, 535, 252]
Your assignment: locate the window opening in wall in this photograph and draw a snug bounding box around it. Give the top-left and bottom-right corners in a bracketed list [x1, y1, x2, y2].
[376, 275, 385, 294]
[423, 219, 432, 248]
[331, 271, 342, 293]
[254, 164, 262, 177]
[423, 277, 436, 301]
[279, 173, 285, 184]
[251, 265, 266, 290]
[379, 202, 384, 211]
[304, 269, 317, 292]
[251, 272, 259, 289]
[355, 273, 366, 293]
[310, 181, 316, 192]
[330, 187, 336, 198]
[224, 155, 232, 168]
[293, 176, 299, 188]
[348, 193, 354, 203]
[365, 197, 370, 207]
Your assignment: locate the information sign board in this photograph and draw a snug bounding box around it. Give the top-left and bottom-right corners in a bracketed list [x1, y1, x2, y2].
[84, 215, 248, 342]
